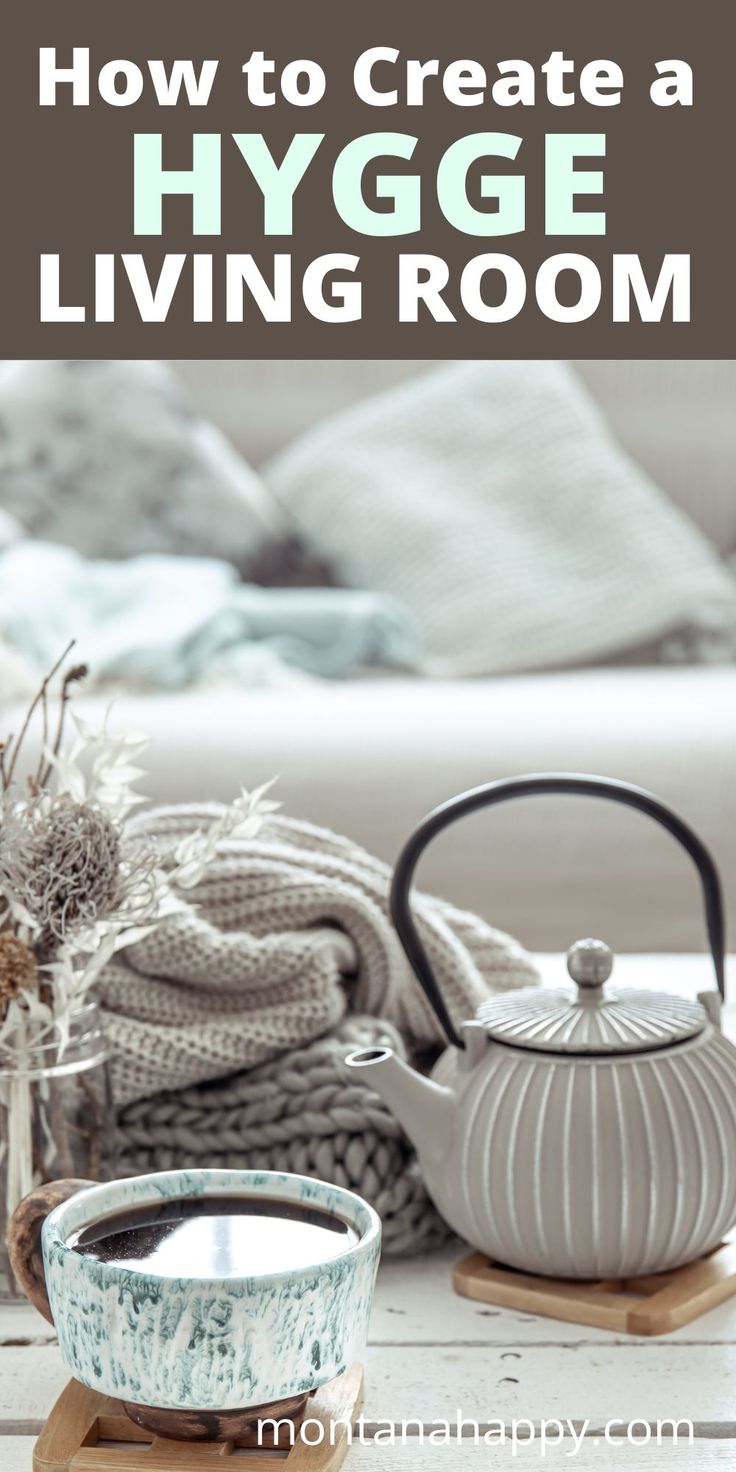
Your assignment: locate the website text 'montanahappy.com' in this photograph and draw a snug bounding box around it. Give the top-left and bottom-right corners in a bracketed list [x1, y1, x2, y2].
[256, 1408, 696, 1456]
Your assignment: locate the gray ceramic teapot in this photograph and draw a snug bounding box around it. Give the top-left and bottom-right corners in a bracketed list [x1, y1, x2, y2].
[347, 774, 735, 1279]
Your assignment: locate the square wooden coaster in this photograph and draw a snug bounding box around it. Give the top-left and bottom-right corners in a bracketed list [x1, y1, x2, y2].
[33, 1364, 363, 1472]
[453, 1237, 736, 1336]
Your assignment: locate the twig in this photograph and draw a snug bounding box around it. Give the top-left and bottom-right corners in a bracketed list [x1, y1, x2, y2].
[0, 739, 11, 795]
[38, 661, 88, 790]
[33, 681, 50, 795]
[3, 642, 77, 792]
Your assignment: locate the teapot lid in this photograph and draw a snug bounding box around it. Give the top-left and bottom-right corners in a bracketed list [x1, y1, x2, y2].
[475, 939, 708, 1056]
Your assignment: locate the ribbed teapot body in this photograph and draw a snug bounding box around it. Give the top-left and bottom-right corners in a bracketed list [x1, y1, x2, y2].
[430, 1027, 736, 1279]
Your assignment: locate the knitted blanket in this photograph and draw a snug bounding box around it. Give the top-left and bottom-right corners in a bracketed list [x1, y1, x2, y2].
[101, 805, 538, 1251]
[115, 1020, 452, 1254]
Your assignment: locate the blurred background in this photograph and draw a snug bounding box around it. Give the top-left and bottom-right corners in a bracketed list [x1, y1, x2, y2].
[0, 358, 734, 961]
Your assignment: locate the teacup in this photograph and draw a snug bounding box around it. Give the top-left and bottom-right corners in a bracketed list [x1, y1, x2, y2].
[9, 1169, 381, 1439]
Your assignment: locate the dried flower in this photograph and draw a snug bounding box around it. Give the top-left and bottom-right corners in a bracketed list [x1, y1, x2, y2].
[46, 709, 149, 822]
[0, 796, 123, 955]
[0, 932, 37, 1008]
[1, 639, 86, 798]
[0, 649, 277, 1054]
[172, 782, 280, 888]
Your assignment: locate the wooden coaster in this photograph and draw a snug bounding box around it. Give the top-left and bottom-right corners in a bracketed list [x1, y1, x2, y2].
[33, 1363, 363, 1472]
[453, 1237, 736, 1336]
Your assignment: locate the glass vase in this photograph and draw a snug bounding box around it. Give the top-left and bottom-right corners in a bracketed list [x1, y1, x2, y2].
[0, 999, 114, 1300]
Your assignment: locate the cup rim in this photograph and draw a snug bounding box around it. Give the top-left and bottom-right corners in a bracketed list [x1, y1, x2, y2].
[43, 1168, 381, 1289]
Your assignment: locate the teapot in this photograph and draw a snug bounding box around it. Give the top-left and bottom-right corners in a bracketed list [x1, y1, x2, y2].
[347, 774, 736, 1279]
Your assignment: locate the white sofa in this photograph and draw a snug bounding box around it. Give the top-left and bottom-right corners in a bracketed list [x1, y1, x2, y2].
[9, 361, 736, 959]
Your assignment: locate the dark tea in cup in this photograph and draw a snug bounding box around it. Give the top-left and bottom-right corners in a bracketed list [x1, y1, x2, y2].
[68, 1195, 359, 1277]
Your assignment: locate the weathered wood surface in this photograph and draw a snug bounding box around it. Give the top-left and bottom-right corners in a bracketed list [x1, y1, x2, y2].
[2, 1436, 736, 1471]
[2, 1341, 736, 1436]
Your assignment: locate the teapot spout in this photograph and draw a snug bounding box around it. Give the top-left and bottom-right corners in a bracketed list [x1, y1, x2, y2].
[346, 1046, 454, 1165]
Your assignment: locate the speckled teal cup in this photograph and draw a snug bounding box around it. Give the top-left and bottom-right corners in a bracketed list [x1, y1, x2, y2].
[40, 1169, 381, 1412]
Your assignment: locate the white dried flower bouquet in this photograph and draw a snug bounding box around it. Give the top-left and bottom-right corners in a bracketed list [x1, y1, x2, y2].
[0, 643, 279, 1057]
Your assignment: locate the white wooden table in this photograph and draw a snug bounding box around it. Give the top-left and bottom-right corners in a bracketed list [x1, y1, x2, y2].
[2, 955, 735, 1470]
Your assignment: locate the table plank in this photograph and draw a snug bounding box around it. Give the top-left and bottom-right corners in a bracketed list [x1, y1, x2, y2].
[3, 1434, 736, 1471]
[364, 1343, 736, 1431]
[0, 1302, 55, 1347]
[372, 1247, 736, 1345]
[3, 1342, 736, 1436]
[353, 1443, 731, 1469]
[0, 1440, 34, 1472]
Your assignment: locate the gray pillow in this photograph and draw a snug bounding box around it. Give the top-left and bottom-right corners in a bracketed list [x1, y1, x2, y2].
[0, 360, 323, 584]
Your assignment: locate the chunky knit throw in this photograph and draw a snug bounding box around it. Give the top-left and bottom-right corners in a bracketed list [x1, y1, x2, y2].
[101, 805, 538, 1251]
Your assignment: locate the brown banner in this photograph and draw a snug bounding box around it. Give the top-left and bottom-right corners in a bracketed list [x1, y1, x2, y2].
[1, 0, 733, 357]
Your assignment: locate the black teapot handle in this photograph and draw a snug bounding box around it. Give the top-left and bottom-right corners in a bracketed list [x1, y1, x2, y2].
[389, 773, 726, 1050]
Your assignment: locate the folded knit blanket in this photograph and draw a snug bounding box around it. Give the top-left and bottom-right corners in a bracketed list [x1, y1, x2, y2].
[115, 1020, 452, 1254]
[101, 806, 538, 1250]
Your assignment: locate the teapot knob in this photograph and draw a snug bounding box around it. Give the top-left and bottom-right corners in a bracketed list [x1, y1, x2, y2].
[567, 938, 614, 989]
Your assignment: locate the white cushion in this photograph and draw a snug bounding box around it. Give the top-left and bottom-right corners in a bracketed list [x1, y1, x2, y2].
[172, 360, 736, 555]
[576, 361, 736, 554]
[265, 361, 736, 675]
